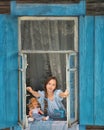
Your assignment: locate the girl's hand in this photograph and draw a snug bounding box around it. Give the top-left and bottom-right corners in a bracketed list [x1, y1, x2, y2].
[63, 89, 69, 97]
[26, 87, 40, 98]
[59, 89, 69, 98]
[26, 87, 33, 93]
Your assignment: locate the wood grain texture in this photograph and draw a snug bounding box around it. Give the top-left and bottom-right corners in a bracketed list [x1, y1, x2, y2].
[0, 15, 18, 129]
[79, 16, 95, 125]
[0, 0, 104, 15]
[79, 16, 104, 126]
[11, 1, 85, 16]
[87, 126, 104, 130]
[0, 15, 7, 129]
[0, 0, 10, 14]
[86, 0, 104, 15]
[16, 0, 80, 4]
[94, 16, 104, 125]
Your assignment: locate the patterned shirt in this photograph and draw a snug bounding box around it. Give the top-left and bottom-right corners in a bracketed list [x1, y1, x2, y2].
[37, 89, 65, 118]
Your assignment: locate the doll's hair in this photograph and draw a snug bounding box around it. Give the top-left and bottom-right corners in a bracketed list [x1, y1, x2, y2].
[44, 76, 58, 116]
[28, 97, 41, 109]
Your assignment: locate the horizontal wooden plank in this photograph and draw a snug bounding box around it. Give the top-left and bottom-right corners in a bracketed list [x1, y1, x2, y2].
[0, 0, 104, 15]
[87, 0, 104, 3]
[11, 1, 85, 16]
[0, 1, 10, 4]
[87, 0, 104, 15]
[16, 0, 80, 4]
[0, 1, 10, 14]
[87, 126, 104, 130]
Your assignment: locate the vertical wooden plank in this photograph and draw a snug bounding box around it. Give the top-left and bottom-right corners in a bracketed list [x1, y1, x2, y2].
[6, 15, 18, 126]
[0, 15, 18, 129]
[94, 16, 104, 125]
[0, 15, 7, 128]
[79, 16, 94, 125]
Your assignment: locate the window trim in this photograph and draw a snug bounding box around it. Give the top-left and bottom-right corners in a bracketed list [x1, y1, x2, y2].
[18, 16, 78, 127]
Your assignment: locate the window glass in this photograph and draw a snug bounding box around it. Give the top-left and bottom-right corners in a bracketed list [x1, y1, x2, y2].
[21, 20, 74, 51]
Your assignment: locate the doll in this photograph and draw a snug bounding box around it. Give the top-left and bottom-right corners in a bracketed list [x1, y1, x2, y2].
[28, 97, 49, 121]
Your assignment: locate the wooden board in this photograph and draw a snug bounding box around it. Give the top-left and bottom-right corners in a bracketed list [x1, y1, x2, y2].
[79, 16, 95, 125]
[16, 0, 80, 4]
[87, 126, 104, 130]
[0, 0, 10, 14]
[0, 15, 18, 129]
[0, 0, 104, 15]
[87, 0, 104, 15]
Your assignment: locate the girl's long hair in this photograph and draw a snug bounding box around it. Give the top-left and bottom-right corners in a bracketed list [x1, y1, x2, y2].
[44, 76, 58, 116]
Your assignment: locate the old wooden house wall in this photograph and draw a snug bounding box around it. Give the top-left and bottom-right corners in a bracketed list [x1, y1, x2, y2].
[0, 0, 104, 130]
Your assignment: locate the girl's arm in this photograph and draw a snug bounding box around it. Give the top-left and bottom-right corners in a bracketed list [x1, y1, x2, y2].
[27, 87, 40, 98]
[59, 89, 69, 98]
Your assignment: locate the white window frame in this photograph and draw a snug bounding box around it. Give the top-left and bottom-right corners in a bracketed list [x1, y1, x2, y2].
[18, 16, 78, 128]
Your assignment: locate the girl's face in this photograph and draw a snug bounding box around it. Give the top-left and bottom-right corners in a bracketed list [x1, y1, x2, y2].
[46, 79, 56, 93]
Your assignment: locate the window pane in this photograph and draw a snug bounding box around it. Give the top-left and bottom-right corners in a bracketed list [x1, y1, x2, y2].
[21, 20, 74, 51]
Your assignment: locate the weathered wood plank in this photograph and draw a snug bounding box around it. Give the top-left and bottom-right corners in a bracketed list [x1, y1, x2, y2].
[79, 16, 95, 125]
[87, 126, 104, 130]
[0, 15, 7, 129]
[94, 16, 104, 125]
[6, 15, 18, 126]
[0, 15, 18, 129]
[87, 0, 104, 15]
[16, 0, 80, 4]
[11, 1, 85, 16]
[0, 0, 10, 14]
[1, 0, 104, 15]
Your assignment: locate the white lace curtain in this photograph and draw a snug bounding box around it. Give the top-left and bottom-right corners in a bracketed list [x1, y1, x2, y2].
[21, 20, 74, 91]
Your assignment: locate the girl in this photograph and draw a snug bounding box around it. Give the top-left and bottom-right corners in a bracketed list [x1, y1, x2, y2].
[27, 76, 69, 119]
[28, 97, 49, 121]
